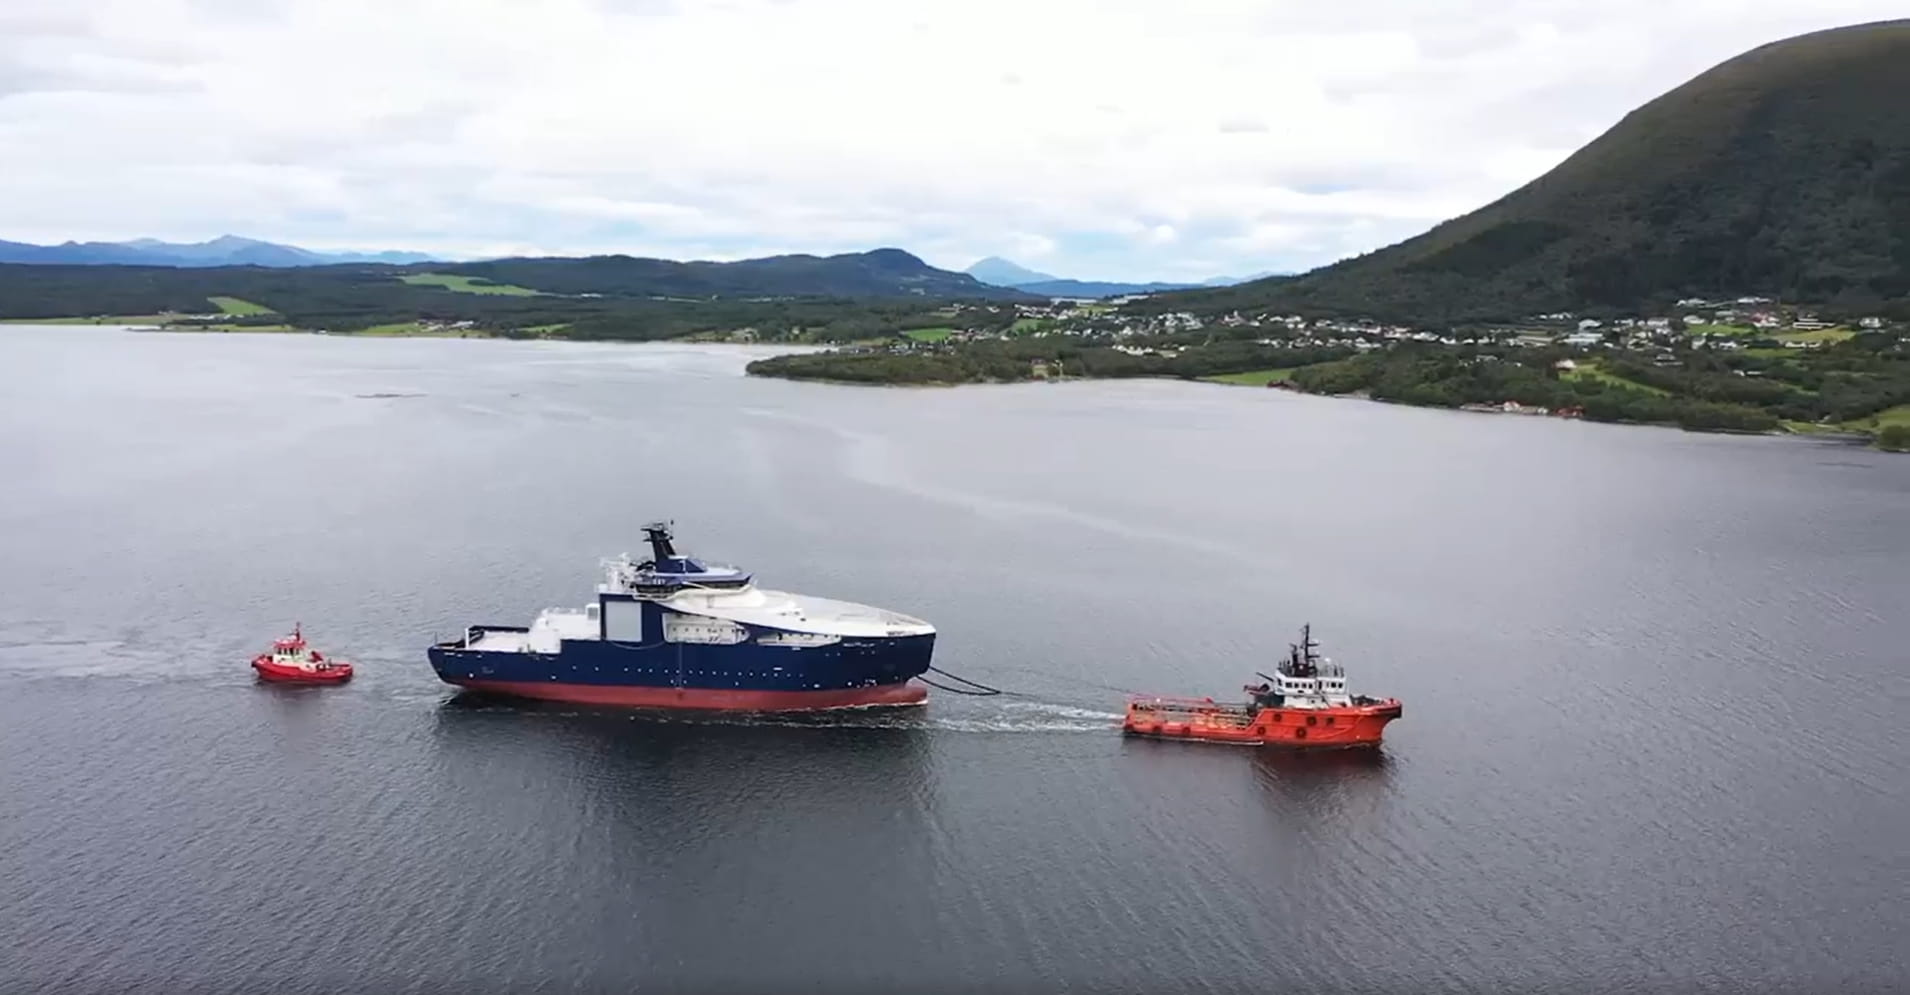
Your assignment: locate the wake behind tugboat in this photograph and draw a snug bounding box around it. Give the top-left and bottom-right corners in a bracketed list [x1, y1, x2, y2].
[1123, 625, 1402, 749]
[426, 522, 937, 711]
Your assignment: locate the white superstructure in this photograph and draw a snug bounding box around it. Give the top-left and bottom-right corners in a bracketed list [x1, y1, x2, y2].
[455, 531, 933, 655]
[1251, 624, 1360, 710]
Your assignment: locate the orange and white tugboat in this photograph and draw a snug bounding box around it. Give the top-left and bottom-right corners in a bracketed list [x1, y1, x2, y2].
[1124, 624, 1400, 749]
[251, 624, 353, 685]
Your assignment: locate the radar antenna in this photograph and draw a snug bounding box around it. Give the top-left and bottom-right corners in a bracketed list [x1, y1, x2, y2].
[640, 520, 677, 565]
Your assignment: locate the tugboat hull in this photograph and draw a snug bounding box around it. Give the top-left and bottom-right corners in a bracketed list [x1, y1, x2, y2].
[1123, 698, 1400, 749]
[249, 624, 352, 685]
[251, 658, 353, 685]
[1124, 623, 1402, 749]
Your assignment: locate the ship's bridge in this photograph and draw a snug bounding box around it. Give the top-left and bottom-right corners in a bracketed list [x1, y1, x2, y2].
[599, 554, 753, 597]
[598, 523, 754, 598]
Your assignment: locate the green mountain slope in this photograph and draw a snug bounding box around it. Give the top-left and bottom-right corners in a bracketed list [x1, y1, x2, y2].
[440, 248, 1028, 301]
[0, 248, 1029, 325]
[1172, 19, 1910, 323]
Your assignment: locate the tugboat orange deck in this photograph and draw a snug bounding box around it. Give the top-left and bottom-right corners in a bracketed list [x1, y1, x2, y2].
[1124, 624, 1400, 749]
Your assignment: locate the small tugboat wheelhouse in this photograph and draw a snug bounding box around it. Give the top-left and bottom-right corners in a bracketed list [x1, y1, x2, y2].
[427, 522, 937, 711]
[251, 624, 353, 685]
[1124, 625, 1401, 749]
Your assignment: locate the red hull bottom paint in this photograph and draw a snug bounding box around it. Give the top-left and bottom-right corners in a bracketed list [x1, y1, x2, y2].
[447, 679, 929, 712]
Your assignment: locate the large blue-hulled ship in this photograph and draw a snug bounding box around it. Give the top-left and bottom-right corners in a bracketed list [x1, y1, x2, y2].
[426, 523, 936, 710]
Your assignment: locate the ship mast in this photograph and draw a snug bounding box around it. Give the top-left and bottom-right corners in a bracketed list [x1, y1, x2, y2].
[1295, 623, 1318, 678]
[641, 520, 678, 565]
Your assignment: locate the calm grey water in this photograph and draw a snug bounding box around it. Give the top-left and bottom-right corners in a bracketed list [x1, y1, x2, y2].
[1, 325, 1905, 994]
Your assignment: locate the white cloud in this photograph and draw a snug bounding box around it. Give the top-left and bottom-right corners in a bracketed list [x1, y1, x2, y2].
[0, 0, 1902, 280]
[1005, 232, 1058, 260]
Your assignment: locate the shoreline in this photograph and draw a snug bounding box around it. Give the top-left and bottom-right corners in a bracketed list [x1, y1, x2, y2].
[13, 320, 1899, 451]
[747, 368, 1895, 448]
[742, 372, 1023, 388]
[7, 321, 836, 348]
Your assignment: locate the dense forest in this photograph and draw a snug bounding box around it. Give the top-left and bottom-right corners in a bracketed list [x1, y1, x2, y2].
[1286, 333, 1910, 433]
[0, 260, 1010, 340]
[441, 249, 1027, 301]
[749, 330, 1910, 445]
[745, 340, 1358, 384]
[1147, 20, 1910, 324]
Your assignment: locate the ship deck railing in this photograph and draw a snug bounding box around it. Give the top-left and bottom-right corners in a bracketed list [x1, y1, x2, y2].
[440, 624, 530, 651]
[1127, 695, 1256, 717]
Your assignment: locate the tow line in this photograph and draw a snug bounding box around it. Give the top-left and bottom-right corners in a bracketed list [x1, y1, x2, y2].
[919, 665, 1008, 697]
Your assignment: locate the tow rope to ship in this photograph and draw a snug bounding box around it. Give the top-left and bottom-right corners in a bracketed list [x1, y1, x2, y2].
[919, 665, 1008, 696]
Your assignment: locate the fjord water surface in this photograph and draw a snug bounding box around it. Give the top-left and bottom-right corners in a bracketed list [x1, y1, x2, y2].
[1, 326, 1904, 993]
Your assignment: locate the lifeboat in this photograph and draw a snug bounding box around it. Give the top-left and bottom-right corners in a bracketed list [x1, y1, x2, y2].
[251, 624, 353, 685]
[1123, 624, 1400, 749]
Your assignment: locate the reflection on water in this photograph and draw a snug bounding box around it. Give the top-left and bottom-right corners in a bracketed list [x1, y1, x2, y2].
[1251, 744, 1394, 782]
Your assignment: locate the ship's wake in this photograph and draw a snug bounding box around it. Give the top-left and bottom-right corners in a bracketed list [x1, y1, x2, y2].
[0, 629, 1124, 735]
[442, 694, 1124, 734]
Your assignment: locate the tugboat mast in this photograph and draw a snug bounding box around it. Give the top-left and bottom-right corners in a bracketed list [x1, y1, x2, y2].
[1282, 622, 1320, 679]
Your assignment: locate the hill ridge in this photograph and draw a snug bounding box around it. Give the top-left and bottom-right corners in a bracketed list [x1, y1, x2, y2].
[0, 235, 440, 268]
[1162, 18, 1910, 322]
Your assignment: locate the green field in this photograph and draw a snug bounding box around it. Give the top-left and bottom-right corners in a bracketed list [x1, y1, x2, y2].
[209, 296, 274, 315]
[1775, 328, 1856, 344]
[1844, 404, 1910, 431]
[399, 273, 542, 296]
[1561, 362, 1670, 396]
[903, 327, 954, 343]
[1782, 419, 1842, 435]
[1201, 368, 1296, 386]
[518, 323, 570, 336]
[1687, 323, 1754, 336]
[1009, 318, 1049, 334]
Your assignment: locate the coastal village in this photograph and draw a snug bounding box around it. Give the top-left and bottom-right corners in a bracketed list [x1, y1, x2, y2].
[912, 294, 1900, 358]
[815, 292, 1906, 443]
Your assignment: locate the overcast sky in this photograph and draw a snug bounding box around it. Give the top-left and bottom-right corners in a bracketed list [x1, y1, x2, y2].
[0, 2, 1901, 280]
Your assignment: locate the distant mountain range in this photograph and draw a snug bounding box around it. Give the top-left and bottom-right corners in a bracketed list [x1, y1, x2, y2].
[0, 232, 1295, 304]
[1164, 18, 1910, 322]
[450, 248, 1030, 300]
[0, 247, 1031, 326]
[0, 235, 440, 268]
[963, 256, 1285, 298]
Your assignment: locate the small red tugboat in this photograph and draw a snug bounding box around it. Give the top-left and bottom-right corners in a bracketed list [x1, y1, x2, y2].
[1125, 624, 1400, 749]
[251, 624, 353, 685]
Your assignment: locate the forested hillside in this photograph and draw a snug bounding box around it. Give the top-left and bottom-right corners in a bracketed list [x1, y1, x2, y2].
[1160, 19, 1910, 323]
